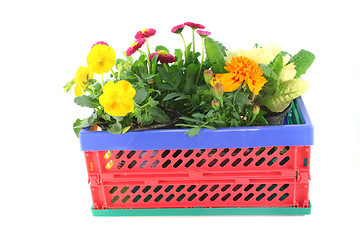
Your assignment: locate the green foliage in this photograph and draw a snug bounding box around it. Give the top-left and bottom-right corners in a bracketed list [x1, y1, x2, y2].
[148, 106, 171, 123]
[259, 78, 310, 112]
[204, 38, 227, 74]
[289, 49, 315, 78]
[259, 64, 280, 95]
[74, 95, 99, 108]
[268, 54, 284, 76]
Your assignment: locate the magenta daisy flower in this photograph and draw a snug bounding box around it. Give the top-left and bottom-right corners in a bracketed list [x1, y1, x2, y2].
[91, 41, 109, 49]
[184, 22, 205, 29]
[126, 38, 146, 56]
[196, 30, 211, 38]
[135, 28, 156, 39]
[171, 24, 185, 34]
[149, 50, 176, 64]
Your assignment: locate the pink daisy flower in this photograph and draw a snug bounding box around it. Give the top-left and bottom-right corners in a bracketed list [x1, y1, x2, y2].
[171, 24, 185, 34]
[196, 30, 211, 38]
[149, 50, 176, 64]
[135, 28, 156, 39]
[91, 41, 109, 49]
[184, 22, 205, 29]
[126, 38, 146, 56]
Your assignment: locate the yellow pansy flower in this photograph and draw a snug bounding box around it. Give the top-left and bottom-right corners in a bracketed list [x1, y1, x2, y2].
[87, 43, 116, 74]
[74, 66, 94, 96]
[99, 80, 136, 117]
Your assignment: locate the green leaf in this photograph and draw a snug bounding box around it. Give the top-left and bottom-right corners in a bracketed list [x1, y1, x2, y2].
[179, 116, 200, 123]
[234, 90, 249, 112]
[141, 73, 156, 80]
[259, 64, 280, 95]
[204, 37, 227, 74]
[172, 69, 184, 88]
[176, 123, 198, 128]
[108, 122, 122, 134]
[73, 118, 88, 137]
[138, 113, 154, 125]
[268, 54, 284, 76]
[112, 116, 123, 122]
[186, 127, 201, 137]
[155, 45, 170, 53]
[64, 79, 75, 93]
[73, 113, 98, 137]
[74, 95, 99, 108]
[289, 49, 315, 78]
[87, 112, 98, 125]
[184, 64, 199, 93]
[151, 54, 159, 74]
[203, 125, 217, 131]
[148, 106, 171, 123]
[157, 66, 174, 87]
[175, 49, 183, 61]
[163, 92, 182, 101]
[192, 112, 206, 119]
[158, 83, 174, 91]
[133, 88, 147, 104]
[259, 78, 310, 112]
[147, 97, 159, 107]
[87, 82, 102, 94]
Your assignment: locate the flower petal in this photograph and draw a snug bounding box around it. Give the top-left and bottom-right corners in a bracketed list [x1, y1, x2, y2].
[116, 80, 136, 98]
[75, 84, 83, 96]
[104, 98, 134, 117]
[218, 73, 243, 92]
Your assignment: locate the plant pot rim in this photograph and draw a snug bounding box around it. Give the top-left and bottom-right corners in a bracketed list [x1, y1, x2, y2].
[80, 97, 313, 151]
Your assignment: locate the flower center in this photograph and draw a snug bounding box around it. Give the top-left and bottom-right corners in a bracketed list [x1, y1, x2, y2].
[157, 50, 168, 56]
[131, 42, 138, 48]
[141, 29, 149, 34]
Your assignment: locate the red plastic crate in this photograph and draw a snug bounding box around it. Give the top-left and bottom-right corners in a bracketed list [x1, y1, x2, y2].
[85, 146, 310, 210]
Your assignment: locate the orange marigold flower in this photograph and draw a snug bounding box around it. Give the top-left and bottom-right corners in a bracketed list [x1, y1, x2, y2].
[218, 56, 267, 95]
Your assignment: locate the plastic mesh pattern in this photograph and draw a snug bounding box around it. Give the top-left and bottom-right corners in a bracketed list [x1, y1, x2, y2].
[86, 146, 310, 174]
[85, 146, 310, 210]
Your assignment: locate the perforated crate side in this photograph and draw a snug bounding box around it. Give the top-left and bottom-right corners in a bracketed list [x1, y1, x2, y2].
[84, 146, 310, 178]
[90, 178, 309, 210]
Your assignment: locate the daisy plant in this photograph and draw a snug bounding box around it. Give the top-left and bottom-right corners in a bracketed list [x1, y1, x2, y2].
[65, 23, 315, 137]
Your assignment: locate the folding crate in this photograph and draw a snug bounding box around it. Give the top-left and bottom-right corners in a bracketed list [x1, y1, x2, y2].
[80, 97, 313, 216]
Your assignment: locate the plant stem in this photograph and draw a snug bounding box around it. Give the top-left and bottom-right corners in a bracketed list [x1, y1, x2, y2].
[138, 101, 152, 109]
[117, 66, 122, 81]
[146, 38, 151, 56]
[163, 63, 169, 72]
[192, 28, 196, 60]
[102, 73, 104, 86]
[138, 49, 151, 74]
[180, 33, 187, 63]
[195, 38, 205, 85]
[110, 69, 116, 80]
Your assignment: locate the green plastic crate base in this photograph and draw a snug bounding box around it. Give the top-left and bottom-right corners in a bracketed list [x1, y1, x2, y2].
[91, 202, 311, 216]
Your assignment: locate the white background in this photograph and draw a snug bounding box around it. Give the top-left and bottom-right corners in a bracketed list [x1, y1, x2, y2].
[1, 0, 359, 239]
